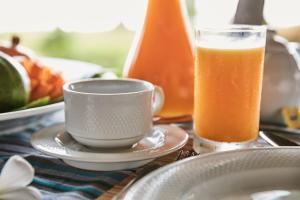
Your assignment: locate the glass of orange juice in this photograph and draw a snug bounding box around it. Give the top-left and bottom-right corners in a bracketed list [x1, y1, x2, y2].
[193, 25, 266, 153]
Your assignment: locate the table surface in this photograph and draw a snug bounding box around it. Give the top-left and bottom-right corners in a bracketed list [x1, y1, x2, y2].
[0, 111, 270, 200]
[96, 120, 197, 199]
[96, 123, 268, 200]
[97, 138, 195, 200]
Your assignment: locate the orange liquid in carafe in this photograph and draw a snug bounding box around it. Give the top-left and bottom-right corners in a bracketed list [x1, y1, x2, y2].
[194, 47, 265, 142]
[124, 0, 194, 118]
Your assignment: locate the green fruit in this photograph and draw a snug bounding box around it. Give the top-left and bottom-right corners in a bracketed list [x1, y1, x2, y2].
[0, 52, 30, 112]
[14, 96, 50, 111]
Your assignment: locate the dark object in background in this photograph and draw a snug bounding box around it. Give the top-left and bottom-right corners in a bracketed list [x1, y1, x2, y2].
[234, 0, 300, 125]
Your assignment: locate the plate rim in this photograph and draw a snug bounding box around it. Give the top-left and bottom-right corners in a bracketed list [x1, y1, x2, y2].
[40, 56, 104, 74]
[31, 124, 189, 163]
[123, 146, 300, 199]
[0, 102, 64, 121]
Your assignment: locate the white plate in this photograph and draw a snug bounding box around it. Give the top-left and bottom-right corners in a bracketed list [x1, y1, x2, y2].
[121, 147, 300, 200]
[0, 57, 103, 134]
[31, 124, 188, 171]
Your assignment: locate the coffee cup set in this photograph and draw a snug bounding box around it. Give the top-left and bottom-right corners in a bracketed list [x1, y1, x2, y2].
[31, 79, 189, 171]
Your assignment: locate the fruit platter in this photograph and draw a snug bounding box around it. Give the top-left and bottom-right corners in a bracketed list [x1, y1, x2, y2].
[0, 37, 105, 134]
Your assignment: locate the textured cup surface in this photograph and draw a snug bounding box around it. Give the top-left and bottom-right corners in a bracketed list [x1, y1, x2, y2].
[63, 79, 160, 148]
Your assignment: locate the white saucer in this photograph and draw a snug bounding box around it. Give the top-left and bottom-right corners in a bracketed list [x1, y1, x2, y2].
[31, 124, 188, 171]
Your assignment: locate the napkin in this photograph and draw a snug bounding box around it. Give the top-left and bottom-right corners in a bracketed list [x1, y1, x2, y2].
[0, 155, 41, 200]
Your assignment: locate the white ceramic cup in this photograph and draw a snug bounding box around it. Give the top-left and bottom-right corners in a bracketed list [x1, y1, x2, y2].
[63, 78, 164, 148]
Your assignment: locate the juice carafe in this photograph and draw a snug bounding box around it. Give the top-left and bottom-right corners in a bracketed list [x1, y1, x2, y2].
[123, 0, 194, 119]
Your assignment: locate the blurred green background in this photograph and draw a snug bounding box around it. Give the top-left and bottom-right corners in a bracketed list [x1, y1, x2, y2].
[0, 0, 195, 77]
[0, 0, 298, 78]
[0, 27, 133, 76]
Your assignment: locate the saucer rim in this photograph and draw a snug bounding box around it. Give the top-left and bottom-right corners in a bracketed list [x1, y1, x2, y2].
[31, 124, 189, 163]
[63, 158, 155, 171]
[70, 134, 144, 141]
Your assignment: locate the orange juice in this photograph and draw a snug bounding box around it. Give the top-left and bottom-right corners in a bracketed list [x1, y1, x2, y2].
[194, 47, 265, 142]
[124, 0, 194, 118]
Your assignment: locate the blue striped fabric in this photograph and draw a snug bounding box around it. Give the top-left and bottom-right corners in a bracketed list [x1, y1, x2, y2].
[0, 112, 133, 200]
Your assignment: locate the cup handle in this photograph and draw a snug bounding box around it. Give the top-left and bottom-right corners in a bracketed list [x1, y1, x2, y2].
[152, 86, 165, 115]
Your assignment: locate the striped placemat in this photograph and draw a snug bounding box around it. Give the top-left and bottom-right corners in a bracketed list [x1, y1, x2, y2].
[0, 112, 134, 200]
[0, 111, 268, 200]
